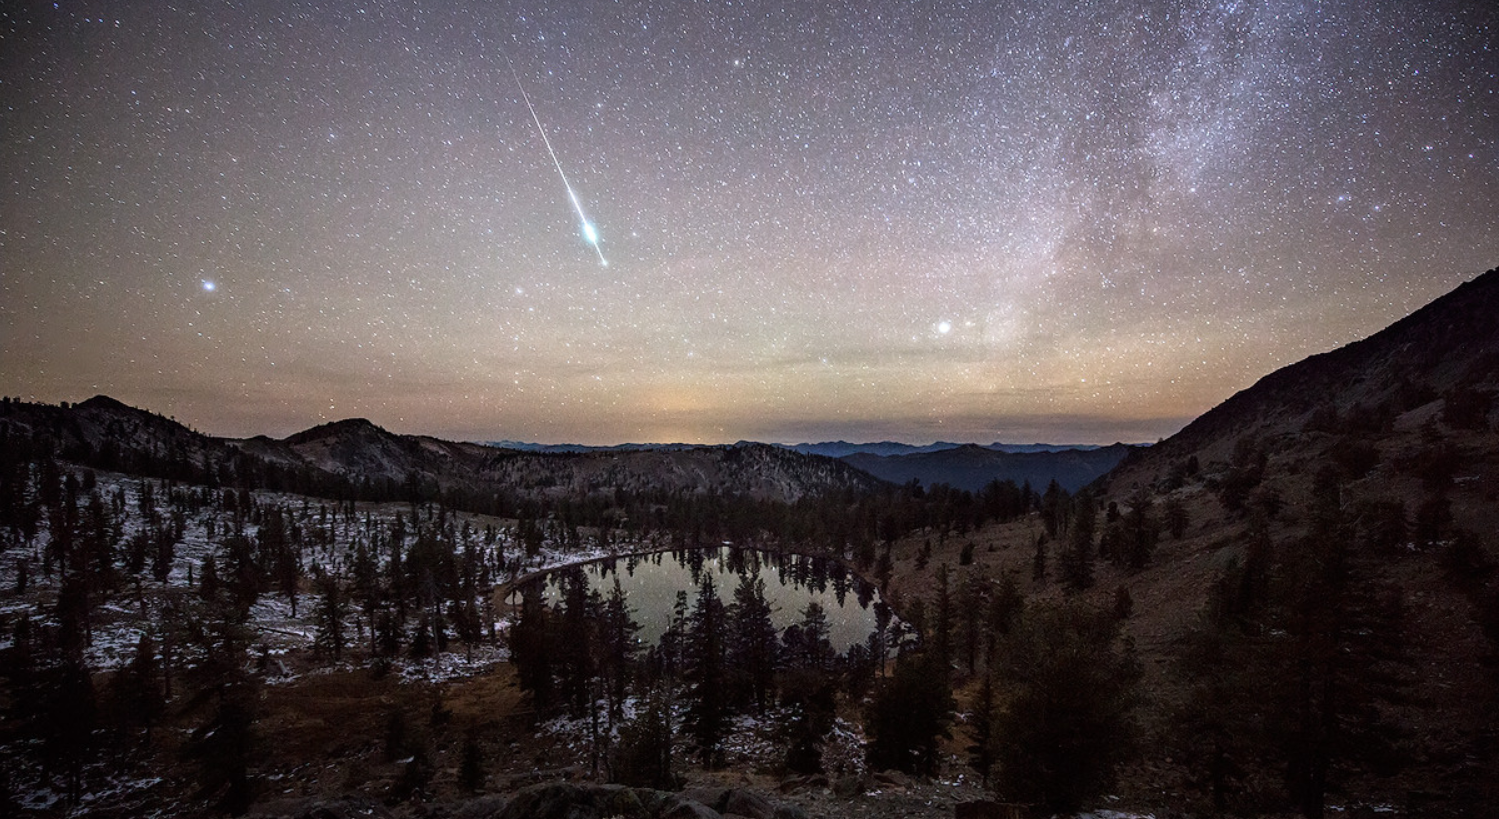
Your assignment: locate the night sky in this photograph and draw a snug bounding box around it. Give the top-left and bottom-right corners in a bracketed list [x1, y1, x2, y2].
[3, 1, 1495, 445]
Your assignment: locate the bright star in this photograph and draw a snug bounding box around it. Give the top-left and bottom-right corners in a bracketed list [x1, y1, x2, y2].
[202, 280, 216, 292]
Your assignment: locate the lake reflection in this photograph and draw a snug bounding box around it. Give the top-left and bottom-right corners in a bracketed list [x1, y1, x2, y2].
[515, 547, 886, 651]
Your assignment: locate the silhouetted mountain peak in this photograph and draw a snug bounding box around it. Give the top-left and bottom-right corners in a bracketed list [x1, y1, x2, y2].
[283, 417, 389, 445]
[77, 394, 133, 412]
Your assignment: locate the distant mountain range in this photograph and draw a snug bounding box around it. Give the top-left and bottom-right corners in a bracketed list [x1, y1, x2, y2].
[484, 440, 701, 453]
[841, 443, 1137, 493]
[780, 440, 1113, 457]
[483, 439, 1137, 494]
[485, 439, 1113, 457]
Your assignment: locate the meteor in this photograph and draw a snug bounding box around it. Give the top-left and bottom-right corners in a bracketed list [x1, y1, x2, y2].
[504, 53, 608, 267]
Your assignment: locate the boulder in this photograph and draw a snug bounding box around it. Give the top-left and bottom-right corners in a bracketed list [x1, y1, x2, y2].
[660, 797, 723, 819]
[495, 782, 650, 819]
[450, 794, 512, 819]
[723, 789, 776, 819]
[678, 786, 731, 813]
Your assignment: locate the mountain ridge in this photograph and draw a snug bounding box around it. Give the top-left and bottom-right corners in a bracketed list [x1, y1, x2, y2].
[483, 439, 1118, 457]
[0, 398, 886, 505]
[843, 442, 1136, 493]
[1104, 266, 1499, 495]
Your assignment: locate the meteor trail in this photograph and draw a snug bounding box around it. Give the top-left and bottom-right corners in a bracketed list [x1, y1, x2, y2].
[504, 53, 608, 267]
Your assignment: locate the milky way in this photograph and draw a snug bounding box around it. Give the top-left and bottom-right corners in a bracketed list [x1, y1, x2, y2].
[1, 1, 1495, 444]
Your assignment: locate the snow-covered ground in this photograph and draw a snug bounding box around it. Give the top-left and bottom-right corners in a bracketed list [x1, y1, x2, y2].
[0, 466, 665, 683]
[537, 693, 871, 784]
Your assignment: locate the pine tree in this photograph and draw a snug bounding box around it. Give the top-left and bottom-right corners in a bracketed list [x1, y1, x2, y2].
[1040, 479, 1068, 538]
[1059, 528, 1095, 592]
[789, 600, 834, 672]
[220, 533, 262, 619]
[199, 556, 220, 600]
[458, 729, 485, 792]
[449, 598, 483, 662]
[151, 525, 176, 583]
[109, 632, 165, 745]
[313, 569, 348, 661]
[932, 564, 953, 671]
[726, 573, 777, 713]
[188, 675, 258, 814]
[874, 545, 894, 588]
[55, 574, 91, 656]
[351, 538, 381, 648]
[408, 614, 434, 659]
[1060, 492, 1097, 591]
[871, 600, 893, 676]
[611, 688, 676, 789]
[1124, 494, 1159, 570]
[41, 654, 97, 804]
[990, 603, 1141, 814]
[599, 577, 641, 719]
[956, 571, 986, 674]
[373, 610, 401, 667]
[655, 590, 691, 683]
[555, 568, 599, 716]
[1163, 496, 1190, 539]
[781, 666, 837, 775]
[1267, 515, 1410, 817]
[864, 651, 953, 776]
[966, 672, 996, 785]
[683, 575, 728, 768]
[182, 618, 261, 816]
[510, 583, 555, 711]
[1170, 596, 1258, 813]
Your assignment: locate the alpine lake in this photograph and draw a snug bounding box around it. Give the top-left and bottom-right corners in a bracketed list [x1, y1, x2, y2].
[508, 546, 901, 653]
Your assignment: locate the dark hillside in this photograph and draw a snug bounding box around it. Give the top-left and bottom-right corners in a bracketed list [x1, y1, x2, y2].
[842, 443, 1134, 492]
[1087, 266, 1499, 814]
[1107, 267, 1499, 494]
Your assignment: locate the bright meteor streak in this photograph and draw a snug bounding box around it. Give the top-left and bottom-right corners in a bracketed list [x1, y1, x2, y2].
[504, 54, 608, 267]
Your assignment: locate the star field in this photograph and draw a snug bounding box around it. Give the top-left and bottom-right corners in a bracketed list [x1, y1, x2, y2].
[2, 1, 1496, 444]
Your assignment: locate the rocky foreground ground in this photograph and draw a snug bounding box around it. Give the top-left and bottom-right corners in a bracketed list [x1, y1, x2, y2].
[246, 777, 1031, 819]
